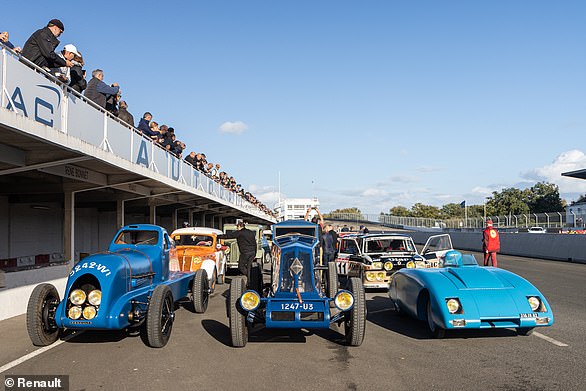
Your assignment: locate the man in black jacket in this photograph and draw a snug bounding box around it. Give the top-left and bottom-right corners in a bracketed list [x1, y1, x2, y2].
[22, 19, 71, 69]
[218, 221, 257, 277]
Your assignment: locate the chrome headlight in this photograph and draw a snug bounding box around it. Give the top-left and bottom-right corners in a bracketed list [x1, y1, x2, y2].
[334, 290, 354, 311]
[88, 290, 102, 306]
[406, 261, 415, 269]
[372, 261, 383, 270]
[68, 306, 82, 319]
[70, 289, 86, 305]
[224, 247, 230, 254]
[446, 298, 461, 314]
[240, 291, 260, 311]
[528, 296, 541, 311]
[376, 271, 385, 281]
[365, 271, 376, 281]
[383, 262, 393, 271]
[83, 305, 97, 320]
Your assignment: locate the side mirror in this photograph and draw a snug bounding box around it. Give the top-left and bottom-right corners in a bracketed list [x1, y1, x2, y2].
[216, 243, 222, 250]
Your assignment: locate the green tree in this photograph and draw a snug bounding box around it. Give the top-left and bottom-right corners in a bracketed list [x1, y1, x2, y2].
[325, 207, 363, 218]
[389, 206, 411, 216]
[411, 203, 441, 219]
[487, 188, 530, 215]
[439, 203, 465, 219]
[527, 182, 565, 212]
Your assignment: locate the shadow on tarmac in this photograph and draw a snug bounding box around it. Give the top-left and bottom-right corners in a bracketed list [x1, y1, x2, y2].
[366, 295, 521, 340]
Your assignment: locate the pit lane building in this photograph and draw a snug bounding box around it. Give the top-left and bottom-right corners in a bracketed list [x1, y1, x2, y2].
[0, 45, 274, 318]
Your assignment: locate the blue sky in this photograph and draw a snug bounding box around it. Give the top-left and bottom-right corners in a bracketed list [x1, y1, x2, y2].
[4, 1, 586, 213]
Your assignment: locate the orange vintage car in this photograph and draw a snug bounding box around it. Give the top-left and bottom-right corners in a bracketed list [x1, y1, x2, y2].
[170, 227, 229, 294]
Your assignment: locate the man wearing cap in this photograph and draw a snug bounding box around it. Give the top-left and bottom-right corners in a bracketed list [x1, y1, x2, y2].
[217, 221, 257, 277]
[22, 19, 72, 69]
[482, 219, 500, 267]
[51, 44, 80, 83]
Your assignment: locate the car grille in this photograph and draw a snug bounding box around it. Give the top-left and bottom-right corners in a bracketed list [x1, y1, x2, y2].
[300, 312, 324, 321]
[271, 311, 295, 321]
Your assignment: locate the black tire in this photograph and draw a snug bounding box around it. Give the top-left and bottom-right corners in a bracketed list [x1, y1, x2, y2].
[345, 277, 366, 346]
[426, 299, 445, 339]
[146, 285, 174, 348]
[26, 284, 60, 346]
[193, 269, 209, 313]
[517, 327, 534, 336]
[327, 261, 338, 299]
[248, 261, 263, 293]
[229, 276, 248, 347]
[217, 259, 226, 285]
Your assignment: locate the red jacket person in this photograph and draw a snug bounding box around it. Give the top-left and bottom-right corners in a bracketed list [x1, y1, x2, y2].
[482, 219, 500, 267]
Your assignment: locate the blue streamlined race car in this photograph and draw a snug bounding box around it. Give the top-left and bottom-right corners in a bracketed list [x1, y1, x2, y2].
[228, 220, 366, 347]
[389, 250, 554, 338]
[27, 224, 200, 348]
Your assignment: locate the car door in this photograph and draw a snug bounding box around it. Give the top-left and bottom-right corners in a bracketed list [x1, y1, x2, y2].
[420, 234, 453, 267]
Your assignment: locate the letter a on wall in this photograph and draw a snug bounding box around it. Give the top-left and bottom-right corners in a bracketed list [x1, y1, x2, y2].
[7, 87, 28, 116]
[136, 140, 150, 167]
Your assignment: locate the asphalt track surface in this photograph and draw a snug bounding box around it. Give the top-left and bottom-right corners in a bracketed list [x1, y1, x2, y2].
[1, 252, 585, 391]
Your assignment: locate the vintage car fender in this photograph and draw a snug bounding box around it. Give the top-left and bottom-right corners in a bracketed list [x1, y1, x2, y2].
[200, 258, 217, 281]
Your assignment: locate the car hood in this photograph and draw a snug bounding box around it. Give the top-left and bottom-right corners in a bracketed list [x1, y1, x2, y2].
[442, 267, 513, 289]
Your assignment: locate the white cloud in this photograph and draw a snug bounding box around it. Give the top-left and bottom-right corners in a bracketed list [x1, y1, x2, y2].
[522, 150, 586, 193]
[218, 121, 248, 134]
[248, 184, 281, 207]
[361, 188, 388, 197]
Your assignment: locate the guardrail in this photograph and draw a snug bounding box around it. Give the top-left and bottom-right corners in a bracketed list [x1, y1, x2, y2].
[0, 253, 67, 272]
[326, 211, 585, 230]
[0, 44, 273, 221]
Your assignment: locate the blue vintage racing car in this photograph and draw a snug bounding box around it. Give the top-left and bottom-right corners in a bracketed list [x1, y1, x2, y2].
[228, 220, 366, 347]
[26, 224, 203, 348]
[389, 250, 554, 338]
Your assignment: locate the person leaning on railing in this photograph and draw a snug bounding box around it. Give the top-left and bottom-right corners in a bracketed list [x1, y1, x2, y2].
[0, 31, 21, 53]
[84, 69, 119, 109]
[117, 100, 134, 127]
[69, 50, 87, 94]
[21, 19, 71, 70]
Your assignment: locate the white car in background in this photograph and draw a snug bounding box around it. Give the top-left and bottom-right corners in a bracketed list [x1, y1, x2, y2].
[528, 226, 546, 234]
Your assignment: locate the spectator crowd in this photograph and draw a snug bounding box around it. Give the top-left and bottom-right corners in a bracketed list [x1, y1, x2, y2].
[2, 19, 275, 218]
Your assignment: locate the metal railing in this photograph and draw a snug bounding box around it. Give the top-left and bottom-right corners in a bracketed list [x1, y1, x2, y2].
[0, 44, 273, 221]
[326, 211, 585, 230]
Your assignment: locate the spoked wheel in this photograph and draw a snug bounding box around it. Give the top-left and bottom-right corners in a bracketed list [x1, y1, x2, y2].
[426, 299, 445, 339]
[229, 276, 248, 347]
[27, 284, 60, 346]
[517, 327, 534, 336]
[345, 277, 366, 346]
[193, 269, 209, 313]
[146, 285, 175, 348]
[327, 261, 338, 299]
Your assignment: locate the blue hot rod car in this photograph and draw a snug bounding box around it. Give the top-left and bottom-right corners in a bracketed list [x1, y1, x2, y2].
[228, 220, 366, 347]
[26, 224, 203, 348]
[389, 250, 554, 338]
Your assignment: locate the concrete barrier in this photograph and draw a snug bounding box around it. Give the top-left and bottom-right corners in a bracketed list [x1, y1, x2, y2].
[0, 264, 70, 321]
[408, 231, 586, 264]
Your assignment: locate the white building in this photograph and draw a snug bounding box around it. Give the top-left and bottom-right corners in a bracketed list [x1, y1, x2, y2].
[275, 198, 320, 221]
[566, 201, 586, 227]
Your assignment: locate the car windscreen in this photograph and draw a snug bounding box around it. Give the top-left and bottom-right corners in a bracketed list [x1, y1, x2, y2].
[365, 238, 415, 253]
[114, 230, 159, 245]
[279, 249, 314, 293]
[173, 234, 214, 246]
[275, 226, 316, 238]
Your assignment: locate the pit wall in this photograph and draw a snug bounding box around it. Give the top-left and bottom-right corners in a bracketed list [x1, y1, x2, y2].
[407, 231, 586, 264]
